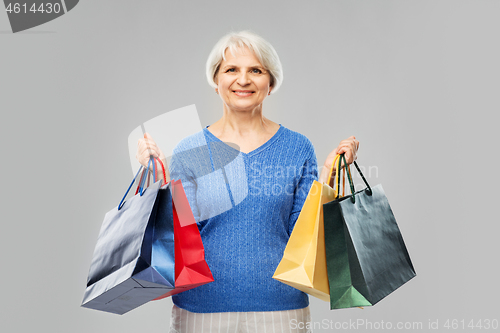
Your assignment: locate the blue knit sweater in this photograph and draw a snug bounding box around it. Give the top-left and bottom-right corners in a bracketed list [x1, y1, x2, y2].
[169, 124, 318, 313]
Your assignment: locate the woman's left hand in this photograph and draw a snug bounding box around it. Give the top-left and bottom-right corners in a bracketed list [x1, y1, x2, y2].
[319, 136, 360, 186]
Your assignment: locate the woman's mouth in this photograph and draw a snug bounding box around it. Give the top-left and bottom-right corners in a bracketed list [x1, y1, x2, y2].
[233, 90, 254, 97]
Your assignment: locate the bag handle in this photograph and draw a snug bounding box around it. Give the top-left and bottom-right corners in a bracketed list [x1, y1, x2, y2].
[327, 154, 348, 198]
[335, 154, 372, 204]
[137, 155, 169, 192]
[333, 154, 352, 199]
[340, 154, 355, 203]
[156, 157, 167, 185]
[117, 156, 168, 210]
[135, 163, 148, 195]
[353, 160, 371, 195]
[326, 154, 340, 187]
[138, 157, 154, 195]
[118, 165, 144, 210]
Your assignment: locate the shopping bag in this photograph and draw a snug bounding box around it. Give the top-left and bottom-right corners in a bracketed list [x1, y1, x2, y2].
[153, 178, 214, 300]
[273, 155, 345, 301]
[323, 154, 416, 309]
[81, 157, 176, 315]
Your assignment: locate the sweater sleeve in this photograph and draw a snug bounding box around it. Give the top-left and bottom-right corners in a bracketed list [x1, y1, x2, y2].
[288, 146, 318, 235]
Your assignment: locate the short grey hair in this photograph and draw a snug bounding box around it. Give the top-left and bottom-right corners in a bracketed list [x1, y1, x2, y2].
[206, 31, 283, 94]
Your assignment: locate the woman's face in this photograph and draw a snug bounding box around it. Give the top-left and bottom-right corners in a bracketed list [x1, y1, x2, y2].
[215, 46, 272, 113]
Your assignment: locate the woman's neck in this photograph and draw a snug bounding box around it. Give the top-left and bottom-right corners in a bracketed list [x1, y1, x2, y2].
[206, 104, 280, 154]
[211, 104, 275, 137]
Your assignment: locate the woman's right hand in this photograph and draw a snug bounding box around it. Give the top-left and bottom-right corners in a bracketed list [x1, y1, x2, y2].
[136, 132, 165, 167]
[136, 132, 170, 182]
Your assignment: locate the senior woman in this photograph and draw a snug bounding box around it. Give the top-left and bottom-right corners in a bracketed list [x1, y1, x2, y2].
[136, 31, 359, 333]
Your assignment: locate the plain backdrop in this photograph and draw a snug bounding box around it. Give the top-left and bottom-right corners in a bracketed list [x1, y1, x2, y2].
[1, 1, 498, 332]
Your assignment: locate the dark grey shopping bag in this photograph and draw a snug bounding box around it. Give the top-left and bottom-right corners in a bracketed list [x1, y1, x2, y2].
[82, 158, 175, 314]
[323, 154, 416, 309]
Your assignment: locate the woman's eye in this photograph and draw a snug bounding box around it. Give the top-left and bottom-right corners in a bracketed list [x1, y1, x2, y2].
[226, 68, 235, 73]
[252, 69, 262, 74]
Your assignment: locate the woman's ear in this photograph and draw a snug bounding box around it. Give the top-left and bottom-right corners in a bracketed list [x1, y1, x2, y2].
[268, 76, 274, 95]
[213, 65, 220, 87]
[214, 75, 219, 93]
[214, 74, 219, 94]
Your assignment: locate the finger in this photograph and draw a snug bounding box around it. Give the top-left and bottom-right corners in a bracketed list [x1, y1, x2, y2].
[143, 132, 161, 157]
[139, 137, 158, 149]
[332, 147, 343, 168]
[138, 139, 159, 156]
[344, 150, 353, 165]
[333, 137, 359, 168]
[138, 138, 157, 150]
[340, 148, 351, 164]
[136, 140, 160, 167]
[138, 148, 157, 160]
[139, 154, 158, 168]
[137, 147, 159, 164]
[337, 146, 355, 165]
[142, 149, 159, 159]
[339, 137, 356, 147]
[141, 144, 159, 156]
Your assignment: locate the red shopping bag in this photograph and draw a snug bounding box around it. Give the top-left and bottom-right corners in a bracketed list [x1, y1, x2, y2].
[153, 179, 214, 300]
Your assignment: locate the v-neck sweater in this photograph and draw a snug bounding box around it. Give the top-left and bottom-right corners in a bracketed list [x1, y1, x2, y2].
[169, 125, 318, 313]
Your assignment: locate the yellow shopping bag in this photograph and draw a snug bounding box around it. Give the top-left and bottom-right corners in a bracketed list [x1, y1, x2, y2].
[273, 155, 345, 301]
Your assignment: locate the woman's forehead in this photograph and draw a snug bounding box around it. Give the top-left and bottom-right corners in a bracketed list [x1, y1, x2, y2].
[222, 46, 262, 65]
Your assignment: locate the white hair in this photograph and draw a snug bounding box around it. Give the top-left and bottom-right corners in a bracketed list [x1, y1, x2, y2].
[205, 31, 283, 94]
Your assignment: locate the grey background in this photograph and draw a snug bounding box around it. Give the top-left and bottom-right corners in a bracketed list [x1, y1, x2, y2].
[1, 1, 498, 332]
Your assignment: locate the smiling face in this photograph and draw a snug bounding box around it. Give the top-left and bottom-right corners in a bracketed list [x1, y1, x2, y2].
[215, 46, 272, 113]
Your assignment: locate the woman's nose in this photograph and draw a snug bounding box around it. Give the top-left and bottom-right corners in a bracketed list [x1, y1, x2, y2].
[236, 72, 250, 85]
